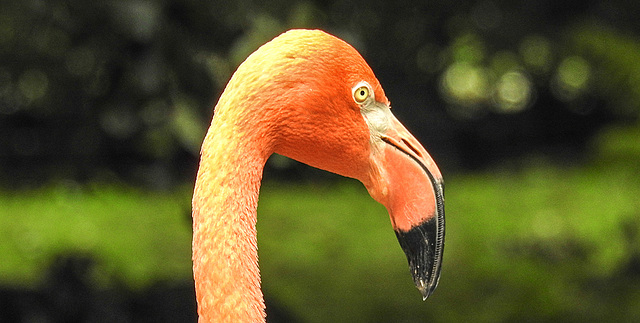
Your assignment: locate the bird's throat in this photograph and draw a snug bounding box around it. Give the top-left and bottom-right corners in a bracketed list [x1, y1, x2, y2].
[192, 126, 269, 322]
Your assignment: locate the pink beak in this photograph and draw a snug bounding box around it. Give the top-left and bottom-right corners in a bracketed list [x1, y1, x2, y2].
[367, 113, 445, 300]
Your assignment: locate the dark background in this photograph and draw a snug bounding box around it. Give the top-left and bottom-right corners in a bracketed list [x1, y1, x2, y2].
[1, 0, 639, 322]
[3, 0, 638, 188]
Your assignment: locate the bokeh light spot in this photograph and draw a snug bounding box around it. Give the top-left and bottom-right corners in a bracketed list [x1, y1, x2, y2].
[520, 35, 552, 73]
[451, 34, 486, 64]
[100, 107, 139, 139]
[494, 70, 533, 113]
[441, 62, 490, 106]
[18, 69, 49, 104]
[490, 51, 521, 76]
[553, 56, 591, 101]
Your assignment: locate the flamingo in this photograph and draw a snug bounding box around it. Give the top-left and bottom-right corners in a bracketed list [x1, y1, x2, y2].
[192, 29, 445, 322]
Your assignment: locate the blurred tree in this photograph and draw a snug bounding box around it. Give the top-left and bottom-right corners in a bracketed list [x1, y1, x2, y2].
[0, 0, 638, 187]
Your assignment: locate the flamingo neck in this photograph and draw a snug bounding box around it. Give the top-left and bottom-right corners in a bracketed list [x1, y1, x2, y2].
[192, 114, 271, 322]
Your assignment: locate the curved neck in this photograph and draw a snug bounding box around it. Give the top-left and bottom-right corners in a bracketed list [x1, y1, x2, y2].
[192, 113, 271, 322]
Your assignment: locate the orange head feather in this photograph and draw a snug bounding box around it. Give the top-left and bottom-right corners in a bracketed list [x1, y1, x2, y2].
[213, 29, 389, 179]
[193, 29, 445, 322]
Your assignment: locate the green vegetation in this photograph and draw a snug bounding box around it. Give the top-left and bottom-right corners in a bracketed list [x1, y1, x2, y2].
[1, 124, 638, 322]
[0, 185, 193, 289]
[259, 144, 640, 322]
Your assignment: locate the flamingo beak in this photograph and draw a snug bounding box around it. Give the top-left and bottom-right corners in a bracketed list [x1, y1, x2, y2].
[366, 113, 445, 300]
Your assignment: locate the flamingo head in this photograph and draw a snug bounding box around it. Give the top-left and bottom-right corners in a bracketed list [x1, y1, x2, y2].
[224, 29, 445, 300]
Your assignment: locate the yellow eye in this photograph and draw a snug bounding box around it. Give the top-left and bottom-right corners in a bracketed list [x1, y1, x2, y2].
[353, 86, 370, 103]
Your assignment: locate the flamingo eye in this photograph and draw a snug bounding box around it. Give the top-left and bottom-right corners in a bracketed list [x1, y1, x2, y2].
[353, 85, 370, 103]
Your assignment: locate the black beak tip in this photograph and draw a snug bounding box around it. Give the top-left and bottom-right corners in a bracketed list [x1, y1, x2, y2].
[417, 274, 440, 301]
[395, 215, 445, 301]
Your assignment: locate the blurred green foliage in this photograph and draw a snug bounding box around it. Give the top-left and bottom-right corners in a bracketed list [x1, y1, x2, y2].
[258, 129, 640, 322]
[2, 0, 640, 185]
[2, 122, 638, 321]
[0, 184, 193, 289]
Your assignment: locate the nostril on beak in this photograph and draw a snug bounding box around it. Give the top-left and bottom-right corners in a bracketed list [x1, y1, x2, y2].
[401, 138, 423, 158]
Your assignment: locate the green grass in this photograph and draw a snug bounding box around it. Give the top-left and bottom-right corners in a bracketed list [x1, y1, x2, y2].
[1, 125, 639, 321]
[256, 162, 640, 323]
[0, 184, 193, 289]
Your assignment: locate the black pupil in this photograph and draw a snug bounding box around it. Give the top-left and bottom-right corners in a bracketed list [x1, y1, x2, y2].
[360, 90, 366, 97]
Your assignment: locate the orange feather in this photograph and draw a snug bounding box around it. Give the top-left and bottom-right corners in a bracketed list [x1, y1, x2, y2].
[193, 29, 445, 322]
